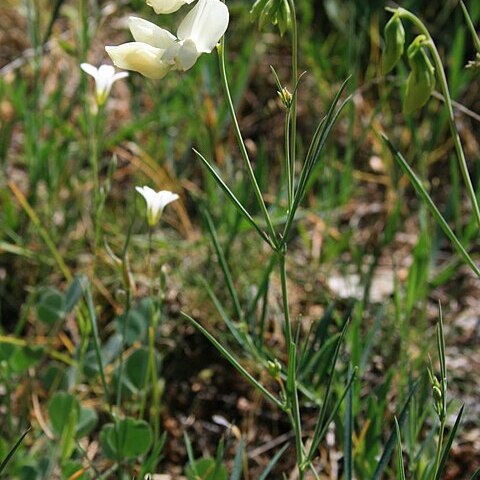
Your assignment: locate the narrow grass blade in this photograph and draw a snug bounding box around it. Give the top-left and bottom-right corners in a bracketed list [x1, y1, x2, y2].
[394, 418, 406, 480]
[246, 253, 276, 319]
[283, 80, 351, 241]
[434, 405, 465, 480]
[203, 210, 242, 321]
[344, 365, 354, 480]
[230, 437, 245, 480]
[287, 341, 303, 466]
[469, 465, 480, 480]
[373, 380, 419, 480]
[306, 367, 357, 464]
[258, 442, 289, 480]
[183, 432, 198, 477]
[382, 134, 480, 278]
[82, 280, 111, 408]
[460, 1, 480, 52]
[307, 319, 349, 460]
[199, 277, 250, 351]
[181, 312, 284, 410]
[0, 427, 31, 474]
[193, 148, 273, 248]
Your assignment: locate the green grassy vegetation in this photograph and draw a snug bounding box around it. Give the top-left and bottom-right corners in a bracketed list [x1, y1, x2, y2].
[1, 0, 480, 478]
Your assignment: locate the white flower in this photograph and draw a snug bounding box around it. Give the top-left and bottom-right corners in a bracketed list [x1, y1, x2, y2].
[136, 186, 179, 226]
[105, 0, 229, 78]
[80, 63, 129, 105]
[146, 0, 195, 14]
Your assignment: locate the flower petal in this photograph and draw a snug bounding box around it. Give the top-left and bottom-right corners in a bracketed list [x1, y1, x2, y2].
[80, 63, 98, 79]
[129, 17, 177, 49]
[177, 0, 229, 53]
[96, 65, 117, 95]
[175, 39, 200, 71]
[106, 43, 172, 80]
[146, 0, 195, 14]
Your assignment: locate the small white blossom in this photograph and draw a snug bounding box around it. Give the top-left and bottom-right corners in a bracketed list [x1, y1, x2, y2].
[80, 63, 129, 106]
[105, 0, 229, 79]
[136, 186, 179, 227]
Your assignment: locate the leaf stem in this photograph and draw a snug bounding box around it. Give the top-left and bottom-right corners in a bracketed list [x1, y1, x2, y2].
[218, 38, 278, 248]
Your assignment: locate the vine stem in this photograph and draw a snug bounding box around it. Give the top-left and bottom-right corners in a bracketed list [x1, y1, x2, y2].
[397, 7, 480, 228]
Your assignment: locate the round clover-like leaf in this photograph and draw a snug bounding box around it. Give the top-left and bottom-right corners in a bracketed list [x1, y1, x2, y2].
[185, 458, 228, 480]
[35, 288, 65, 325]
[48, 391, 80, 438]
[99, 417, 153, 460]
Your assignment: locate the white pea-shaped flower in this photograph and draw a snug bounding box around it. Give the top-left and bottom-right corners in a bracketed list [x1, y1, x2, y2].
[105, 0, 229, 79]
[80, 63, 129, 105]
[147, 0, 195, 14]
[136, 186, 179, 227]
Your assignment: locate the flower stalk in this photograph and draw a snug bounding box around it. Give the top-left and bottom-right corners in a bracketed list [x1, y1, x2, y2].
[392, 7, 480, 228]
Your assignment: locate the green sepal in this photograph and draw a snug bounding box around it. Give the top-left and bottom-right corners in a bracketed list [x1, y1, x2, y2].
[404, 35, 435, 113]
[382, 14, 405, 74]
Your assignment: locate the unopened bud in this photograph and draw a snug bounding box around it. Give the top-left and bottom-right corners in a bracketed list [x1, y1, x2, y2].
[382, 14, 405, 74]
[278, 87, 293, 108]
[404, 35, 435, 114]
[267, 359, 282, 380]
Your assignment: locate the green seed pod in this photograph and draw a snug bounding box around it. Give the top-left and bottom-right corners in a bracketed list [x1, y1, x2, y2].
[404, 36, 436, 114]
[382, 14, 405, 74]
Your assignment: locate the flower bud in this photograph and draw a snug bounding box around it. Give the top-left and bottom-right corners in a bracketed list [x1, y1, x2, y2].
[404, 36, 435, 114]
[267, 359, 282, 380]
[278, 87, 293, 109]
[382, 15, 405, 74]
[251, 0, 291, 36]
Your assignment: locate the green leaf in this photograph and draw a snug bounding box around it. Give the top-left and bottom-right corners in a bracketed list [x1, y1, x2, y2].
[76, 407, 98, 438]
[373, 380, 419, 480]
[114, 347, 157, 396]
[35, 288, 65, 325]
[230, 438, 244, 480]
[9, 346, 44, 373]
[0, 427, 30, 474]
[99, 417, 153, 460]
[64, 276, 84, 313]
[434, 405, 465, 480]
[258, 442, 289, 480]
[115, 309, 147, 345]
[185, 458, 228, 480]
[181, 312, 284, 411]
[48, 392, 80, 437]
[395, 418, 406, 480]
[382, 134, 480, 278]
[48, 391, 80, 460]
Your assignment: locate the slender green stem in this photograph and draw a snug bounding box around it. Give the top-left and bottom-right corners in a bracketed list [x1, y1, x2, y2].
[287, 0, 298, 207]
[397, 8, 480, 228]
[218, 39, 278, 248]
[115, 288, 131, 410]
[147, 228, 160, 441]
[432, 420, 445, 478]
[285, 109, 293, 208]
[279, 250, 305, 476]
[91, 104, 105, 267]
[278, 252, 292, 348]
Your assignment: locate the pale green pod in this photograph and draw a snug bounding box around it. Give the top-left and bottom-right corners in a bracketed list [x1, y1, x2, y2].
[404, 36, 436, 114]
[381, 15, 405, 74]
